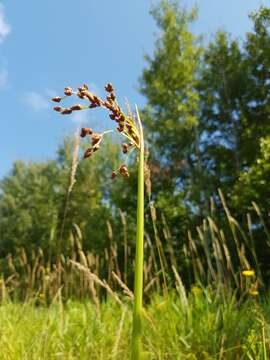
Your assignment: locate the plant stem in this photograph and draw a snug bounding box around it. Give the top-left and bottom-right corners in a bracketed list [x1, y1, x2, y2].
[132, 107, 144, 360]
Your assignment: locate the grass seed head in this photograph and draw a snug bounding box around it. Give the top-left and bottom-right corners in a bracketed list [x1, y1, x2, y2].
[53, 106, 63, 112]
[52, 96, 62, 103]
[105, 83, 114, 92]
[122, 143, 129, 154]
[80, 128, 93, 137]
[61, 108, 73, 115]
[64, 87, 73, 96]
[52, 82, 141, 180]
[70, 104, 84, 111]
[119, 165, 129, 178]
[84, 147, 93, 159]
[91, 133, 102, 146]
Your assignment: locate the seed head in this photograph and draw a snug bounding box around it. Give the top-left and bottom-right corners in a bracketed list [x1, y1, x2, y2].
[84, 148, 93, 158]
[91, 133, 102, 146]
[78, 84, 88, 91]
[80, 127, 93, 137]
[104, 101, 115, 111]
[61, 108, 73, 115]
[122, 143, 129, 154]
[64, 87, 73, 96]
[77, 90, 86, 99]
[85, 92, 97, 104]
[52, 82, 141, 176]
[52, 96, 62, 103]
[70, 104, 84, 111]
[117, 125, 124, 132]
[119, 165, 129, 178]
[105, 83, 114, 92]
[53, 106, 63, 112]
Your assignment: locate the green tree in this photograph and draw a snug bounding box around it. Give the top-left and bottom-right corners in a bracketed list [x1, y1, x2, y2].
[198, 6, 270, 208]
[0, 160, 59, 255]
[198, 32, 246, 197]
[0, 137, 121, 257]
[140, 0, 202, 237]
[232, 136, 270, 214]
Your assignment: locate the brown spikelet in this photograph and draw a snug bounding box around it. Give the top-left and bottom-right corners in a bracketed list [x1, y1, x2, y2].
[64, 87, 73, 96]
[91, 133, 102, 146]
[105, 83, 114, 92]
[52, 96, 62, 103]
[122, 143, 129, 154]
[70, 104, 84, 111]
[53, 106, 63, 112]
[80, 127, 93, 137]
[61, 108, 73, 115]
[84, 148, 93, 158]
[119, 165, 129, 178]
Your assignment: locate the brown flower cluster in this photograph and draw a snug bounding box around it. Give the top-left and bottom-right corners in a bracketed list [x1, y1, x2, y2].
[52, 83, 139, 179]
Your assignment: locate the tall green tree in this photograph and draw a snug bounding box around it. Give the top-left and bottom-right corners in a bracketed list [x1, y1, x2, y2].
[198, 32, 246, 196]
[198, 5, 270, 209]
[140, 0, 202, 234]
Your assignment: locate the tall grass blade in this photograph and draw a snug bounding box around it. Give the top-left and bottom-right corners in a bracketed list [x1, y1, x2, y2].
[132, 107, 144, 360]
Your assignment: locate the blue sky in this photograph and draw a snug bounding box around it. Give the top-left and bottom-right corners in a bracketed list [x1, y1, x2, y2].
[0, 0, 269, 178]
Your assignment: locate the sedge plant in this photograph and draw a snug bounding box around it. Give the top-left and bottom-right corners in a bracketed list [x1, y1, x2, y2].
[52, 83, 145, 359]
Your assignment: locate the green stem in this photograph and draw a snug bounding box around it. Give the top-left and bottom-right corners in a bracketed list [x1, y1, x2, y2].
[132, 107, 144, 360]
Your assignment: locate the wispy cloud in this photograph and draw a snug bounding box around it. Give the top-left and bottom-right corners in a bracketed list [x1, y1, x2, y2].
[23, 91, 50, 111]
[0, 68, 8, 88]
[0, 4, 11, 43]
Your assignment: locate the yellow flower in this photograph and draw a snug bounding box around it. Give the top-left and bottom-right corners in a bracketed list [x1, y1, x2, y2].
[249, 290, 259, 296]
[242, 270, 255, 277]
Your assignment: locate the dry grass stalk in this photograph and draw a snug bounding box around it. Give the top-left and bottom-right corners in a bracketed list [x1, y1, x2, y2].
[111, 271, 133, 299]
[70, 260, 123, 306]
[68, 130, 80, 194]
[112, 306, 127, 359]
[172, 265, 188, 310]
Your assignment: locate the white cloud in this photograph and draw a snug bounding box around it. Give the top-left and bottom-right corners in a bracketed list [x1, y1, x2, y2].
[0, 4, 11, 43]
[23, 91, 50, 111]
[0, 68, 8, 88]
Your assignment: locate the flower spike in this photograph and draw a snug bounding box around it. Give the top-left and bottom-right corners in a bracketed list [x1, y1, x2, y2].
[52, 82, 141, 179]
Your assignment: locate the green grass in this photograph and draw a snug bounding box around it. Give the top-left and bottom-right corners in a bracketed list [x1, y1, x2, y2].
[0, 289, 269, 359]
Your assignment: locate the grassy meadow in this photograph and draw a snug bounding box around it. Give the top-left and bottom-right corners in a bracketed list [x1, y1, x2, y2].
[0, 193, 269, 359]
[0, 290, 269, 359]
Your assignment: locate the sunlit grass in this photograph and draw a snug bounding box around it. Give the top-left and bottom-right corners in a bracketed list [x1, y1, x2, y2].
[0, 289, 268, 360]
